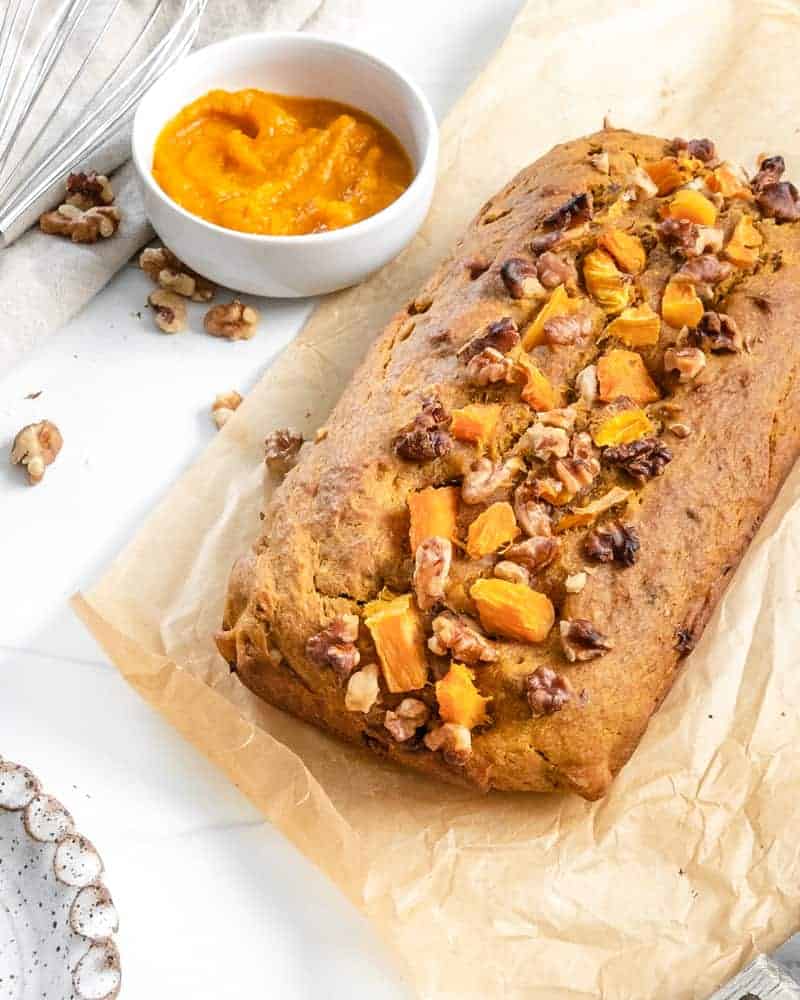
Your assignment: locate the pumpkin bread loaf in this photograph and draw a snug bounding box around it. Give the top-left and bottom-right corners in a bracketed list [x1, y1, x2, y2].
[216, 128, 800, 800]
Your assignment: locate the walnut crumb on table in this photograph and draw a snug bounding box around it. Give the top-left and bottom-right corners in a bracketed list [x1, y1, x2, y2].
[10, 420, 63, 485]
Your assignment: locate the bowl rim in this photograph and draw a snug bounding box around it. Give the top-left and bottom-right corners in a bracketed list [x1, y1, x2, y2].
[132, 31, 439, 248]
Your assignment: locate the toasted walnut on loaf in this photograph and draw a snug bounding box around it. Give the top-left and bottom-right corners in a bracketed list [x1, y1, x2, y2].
[217, 129, 800, 800]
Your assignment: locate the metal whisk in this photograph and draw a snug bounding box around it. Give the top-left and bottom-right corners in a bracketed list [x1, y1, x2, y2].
[0, 0, 206, 246]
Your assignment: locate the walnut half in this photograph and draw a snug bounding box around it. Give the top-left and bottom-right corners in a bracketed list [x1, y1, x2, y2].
[204, 300, 259, 340]
[10, 420, 63, 485]
[139, 246, 215, 302]
[148, 289, 187, 334]
[40, 203, 121, 243]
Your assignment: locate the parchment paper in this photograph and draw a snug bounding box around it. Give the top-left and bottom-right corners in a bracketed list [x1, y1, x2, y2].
[74, 1, 800, 996]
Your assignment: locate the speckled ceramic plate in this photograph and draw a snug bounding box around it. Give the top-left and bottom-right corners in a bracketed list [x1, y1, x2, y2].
[0, 758, 121, 1000]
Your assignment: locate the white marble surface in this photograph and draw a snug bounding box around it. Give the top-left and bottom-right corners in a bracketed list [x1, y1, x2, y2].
[2, 1, 799, 995]
[0, 3, 524, 996]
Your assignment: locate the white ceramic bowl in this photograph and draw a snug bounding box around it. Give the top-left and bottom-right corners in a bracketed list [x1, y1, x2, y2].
[132, 33, 438, 297]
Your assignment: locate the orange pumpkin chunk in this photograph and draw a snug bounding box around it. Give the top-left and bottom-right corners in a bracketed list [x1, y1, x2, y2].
[408, 485, 459, 553]
[706, 164, 753, 200]
[436, 662, 490, 729]
[661, 280, 704, 329]
[470, 578, 555, 643]
[645, 157, 693, 196]
[523, 285, 584, 349]
[466, 501, 519, 558]
[724, 215, 763, 269]
[604, 304, 661, 347]
[363, 593, 428, 692]
[592, 407, 654, 446]
[555, 487, 633, 533]
[583, 248, 631, 314]
[597, 349, 660, 404]
[450, 403, 502, 446]
[662, 189, 718, 226]
[516, 354, 560, 411]
[598, 229, 647, 274]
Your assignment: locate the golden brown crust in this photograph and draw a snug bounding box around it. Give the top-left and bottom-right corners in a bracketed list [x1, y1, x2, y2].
[218, 129, 800, 799]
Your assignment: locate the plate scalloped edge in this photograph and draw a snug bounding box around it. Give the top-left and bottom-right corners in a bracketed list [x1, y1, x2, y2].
[0, 755, 121, 1000]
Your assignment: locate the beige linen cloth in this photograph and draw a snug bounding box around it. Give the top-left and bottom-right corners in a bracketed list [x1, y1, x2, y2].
[73, 0, 800, 997]
[0, 0, 373, 373]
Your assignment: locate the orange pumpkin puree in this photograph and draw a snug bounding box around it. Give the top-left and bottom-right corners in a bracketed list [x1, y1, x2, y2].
[152, 89, 414, 236]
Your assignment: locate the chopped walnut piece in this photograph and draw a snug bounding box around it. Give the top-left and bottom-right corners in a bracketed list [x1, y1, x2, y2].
[584, 521, 640, 566]
[657, 217, 699, 255]
[384, 698, 429, 742]
[553, 432, 600, 494]
[691, 226, 725, 257]
[695, 310, 743, 352]
[513, 481, 553, 537]
[515, 422, 570, 460]
[603, 436, 672, 483]
[663, 346, 707, 382]
[543, 310, 593, 347]
[345, 663, 381, 713]
[530, 231, 562, 254]
[264, 428, 303, 475]
[306, 614, 361, 681]
[751, 155, 785, 193]
[588, 150, 610, 174]
[500, 258, 546, 299]
[10, 420, 63, 485]
[575, 364, 598, 406]
[536, 252, 577, 290]
[671, 137, 716, 162]
[39, 203, 121, 243]
[494, 560, 530, 586]
[538, 407, 577, 431]
[148, 289, 187, 333]
[413, 536, 452, 611]
[393, 397, 452, 462]
[544, 191, 593, 230]
[139, 246, 215, 302]
[674, 254, 733, 286]
[503, 535, 561, 573]
[65, 171, 113, 209]
[525, 666, 576, 717]
[204, 299, 259, 340]
[627, 165, 658, 199]
[461, 456, 524, 505]
[428, 611, 498, 664]
[424, 722, 472, 763]
[565, 571, 587, 594]
[211, 390, 243, 429]
[466, 346, 517, 386]
[667, 421, 692, 438]
[458, 316, 520, 360]
[559, 618, 613, 662]
[756, 181, 800, 222]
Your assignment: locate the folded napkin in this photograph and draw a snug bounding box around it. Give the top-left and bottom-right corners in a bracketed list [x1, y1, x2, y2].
[0, 0, 370, 374]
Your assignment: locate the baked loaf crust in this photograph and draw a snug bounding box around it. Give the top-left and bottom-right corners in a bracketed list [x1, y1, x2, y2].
[217, 129, 800, 799]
